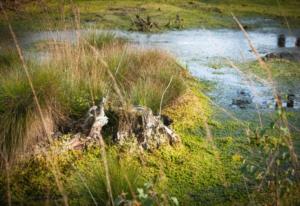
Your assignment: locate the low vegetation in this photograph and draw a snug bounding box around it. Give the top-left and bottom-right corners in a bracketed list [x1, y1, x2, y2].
[0, 32, 187, 159]
[1, 0, 300, 33]
[1, 0, 300, 203]
[240, 59, 300, 93]
[0, 32, 299, 205]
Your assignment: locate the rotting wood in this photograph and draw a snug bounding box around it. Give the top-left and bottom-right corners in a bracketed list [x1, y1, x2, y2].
[65, 102, 180, 151]
[114, 106, 180, 150]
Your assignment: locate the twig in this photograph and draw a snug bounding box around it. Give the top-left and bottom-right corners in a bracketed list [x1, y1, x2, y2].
[243, 176, 256, 206]
[104, 44, 128, 99]
[258, 150, 279, 191]
[159, 76, 174, 117]
[72, 164, 98, 206]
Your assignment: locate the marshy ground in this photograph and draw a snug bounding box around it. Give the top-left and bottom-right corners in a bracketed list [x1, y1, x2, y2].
[0, 1, 300, 206]
[1, 0, 300, 31]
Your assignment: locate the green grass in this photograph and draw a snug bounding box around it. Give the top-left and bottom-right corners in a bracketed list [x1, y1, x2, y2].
[0, 27, 300, 205]
[0, 49, 20, 70]
[0, 63, 64, 159]
[69, 149, 143, 205]
[0, 84, 248, 205]
[240, 59, 300, 93]
[0, 33, 186, 160]
[1, 0, 300, 33]
[86, 32, 127, 48]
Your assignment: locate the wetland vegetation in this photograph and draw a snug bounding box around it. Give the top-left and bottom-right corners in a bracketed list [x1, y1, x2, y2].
[0, 1, 300, 206]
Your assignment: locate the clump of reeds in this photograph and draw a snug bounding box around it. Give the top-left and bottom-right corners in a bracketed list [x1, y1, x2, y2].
[86, 32, 128, 49]
[0, 32, 186, 161]
[70, 151, 141, 205]
[0, 49, 20, 71]
[0, 60, 65, 160]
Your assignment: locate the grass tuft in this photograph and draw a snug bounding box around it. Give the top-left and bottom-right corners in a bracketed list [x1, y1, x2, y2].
[70, 150, 142, 205]
[0, 33, 186, 159]
[86, 32, 127, 49]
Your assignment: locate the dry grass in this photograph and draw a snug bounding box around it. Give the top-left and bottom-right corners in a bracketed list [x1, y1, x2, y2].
[0, 32, 187, 161]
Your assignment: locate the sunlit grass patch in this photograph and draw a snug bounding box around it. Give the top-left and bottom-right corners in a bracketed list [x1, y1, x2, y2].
[86, 32, 128, 49]
[240, 59, 300, 92]
[70, 149, 142, 205]
[0, 63, 65, 159]
[0, 33, 187, 159]
[2, 0, 300, 31]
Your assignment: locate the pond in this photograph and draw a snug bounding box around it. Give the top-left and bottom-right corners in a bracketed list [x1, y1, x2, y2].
[21, 28, 300, 113]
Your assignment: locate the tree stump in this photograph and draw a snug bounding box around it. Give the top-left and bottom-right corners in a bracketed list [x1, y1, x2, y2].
[113, 106, 180, 150]
[66, 103, 180, 151]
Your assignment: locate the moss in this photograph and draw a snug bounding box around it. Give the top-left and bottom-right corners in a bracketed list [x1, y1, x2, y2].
[2, 24, 299, 205]
[68, 148, 143, 205]
[163, 80, 212, 135]
[0, 156, 58, 204]
[0, 77, 248, 205]
[131, 81, 246, 205]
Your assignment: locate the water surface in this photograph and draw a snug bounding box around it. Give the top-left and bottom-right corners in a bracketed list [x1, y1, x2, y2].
[22, 28, 300, 111]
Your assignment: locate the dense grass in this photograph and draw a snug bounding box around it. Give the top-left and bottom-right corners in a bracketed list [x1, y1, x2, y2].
[70, 150, 142, 205]
[0, 32, 186, 160]
[0, 83, 249, 205]
[0, 61, 65, 159]
[87, 32, 127, 48]
[0, 34, 299, 205]
[0, 49, 20, 70]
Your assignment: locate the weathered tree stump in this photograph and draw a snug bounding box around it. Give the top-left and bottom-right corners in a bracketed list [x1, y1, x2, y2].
[63, 99, 108, 150]
[66, 102, 180, 151]
[86, 98, 108, 140]
[113, 106, 180, 150]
